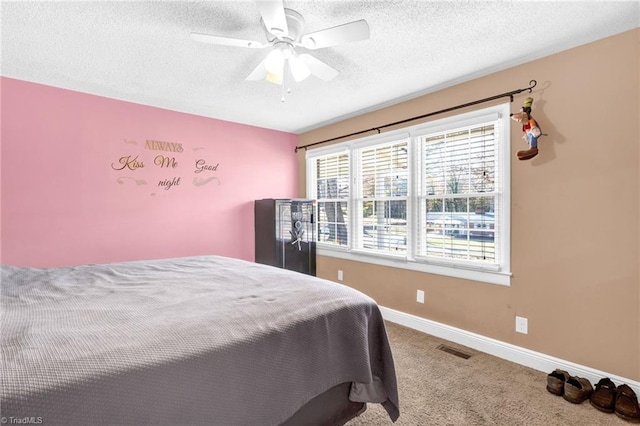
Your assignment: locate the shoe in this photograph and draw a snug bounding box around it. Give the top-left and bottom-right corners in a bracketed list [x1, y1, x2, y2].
[546, 369, 570, 396]
[563, 376, 593, 404]
[517, 147, 538, 160]
[590, 377, 617, 413]
[615, 384, 640, 423]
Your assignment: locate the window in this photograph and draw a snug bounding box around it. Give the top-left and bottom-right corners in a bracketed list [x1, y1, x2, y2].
[418, 124, 498, 264]
[357, 140, 408, 254]
[306, 104, 511, 285]
[314, 152, 350, 247]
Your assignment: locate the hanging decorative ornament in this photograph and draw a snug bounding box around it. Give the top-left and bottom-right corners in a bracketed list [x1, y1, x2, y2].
[510, 96, 543, 161]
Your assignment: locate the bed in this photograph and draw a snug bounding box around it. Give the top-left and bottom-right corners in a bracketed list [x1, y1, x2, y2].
[1, 255, 399, 425]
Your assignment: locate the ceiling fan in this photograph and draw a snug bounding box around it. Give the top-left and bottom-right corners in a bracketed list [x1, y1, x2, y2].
[190, 0, 370, 87]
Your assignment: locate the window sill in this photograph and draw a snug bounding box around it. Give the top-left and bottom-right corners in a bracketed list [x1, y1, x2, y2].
[317, 246, 511, 286]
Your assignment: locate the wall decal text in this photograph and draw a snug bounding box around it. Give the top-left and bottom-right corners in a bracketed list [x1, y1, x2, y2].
[144, 139, 184, 152]
[112, 138, 220, 195]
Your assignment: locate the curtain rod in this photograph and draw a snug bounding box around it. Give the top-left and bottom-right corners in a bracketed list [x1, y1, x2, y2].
[295, 79, 537, 153]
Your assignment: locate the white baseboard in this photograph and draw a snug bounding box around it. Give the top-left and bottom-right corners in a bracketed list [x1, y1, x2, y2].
[380, 306, 640, 396]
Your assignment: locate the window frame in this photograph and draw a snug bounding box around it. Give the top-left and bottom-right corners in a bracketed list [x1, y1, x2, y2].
[311, 150, 351, 248]
[306, 103, 511, 286]
[353, 135, 410, 256]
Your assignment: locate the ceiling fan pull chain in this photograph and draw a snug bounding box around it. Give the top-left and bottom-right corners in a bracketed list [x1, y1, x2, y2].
[281, 59, 294, 102]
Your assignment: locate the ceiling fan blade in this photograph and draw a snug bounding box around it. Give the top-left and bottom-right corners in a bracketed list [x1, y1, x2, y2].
[245, 59, 267, 81]
[256, 0, 289, 37]
[190, 32, 266, 49]
[300, 19, 370, 49]
[299, 54, 339, 81]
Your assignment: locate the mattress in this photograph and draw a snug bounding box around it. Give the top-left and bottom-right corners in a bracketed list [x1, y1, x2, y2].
[1, 255, 399, 425]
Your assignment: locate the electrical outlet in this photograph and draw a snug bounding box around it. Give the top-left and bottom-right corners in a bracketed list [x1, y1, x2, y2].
[416, 290, 425, 304]
[337, 270, 343, 281]
[515, 316, 528, 334]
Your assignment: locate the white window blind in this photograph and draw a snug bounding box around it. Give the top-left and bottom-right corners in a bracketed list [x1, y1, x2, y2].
[313, 152, 350, 247]
[356, 140, 408, 254]
[418, 123, 500, 264]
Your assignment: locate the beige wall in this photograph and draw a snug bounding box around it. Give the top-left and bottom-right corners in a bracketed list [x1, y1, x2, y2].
[297, 29, 640, 381]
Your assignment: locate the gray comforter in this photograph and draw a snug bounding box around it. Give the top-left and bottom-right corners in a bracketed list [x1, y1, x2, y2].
[1, 255, 399, 425]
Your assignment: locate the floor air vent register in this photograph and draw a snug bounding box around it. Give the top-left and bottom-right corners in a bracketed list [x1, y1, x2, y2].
[437, 344, 472, 359]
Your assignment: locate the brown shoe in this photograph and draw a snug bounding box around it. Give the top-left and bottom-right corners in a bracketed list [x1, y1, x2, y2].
[517, 147, 538, 160]
[563, 376, 593, 404]
[546, 369, 570, 396]
[590, 378, 617, 413]
[615, 384, 640, 423]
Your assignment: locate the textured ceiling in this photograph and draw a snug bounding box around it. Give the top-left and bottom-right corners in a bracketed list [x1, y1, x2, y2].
[1, 1, 638, 133]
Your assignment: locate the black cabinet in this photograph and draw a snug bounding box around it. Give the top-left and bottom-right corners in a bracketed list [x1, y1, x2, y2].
[254, 199, 316, 276]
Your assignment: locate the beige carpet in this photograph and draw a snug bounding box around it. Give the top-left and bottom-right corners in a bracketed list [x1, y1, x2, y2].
[348, 321, 631, 425]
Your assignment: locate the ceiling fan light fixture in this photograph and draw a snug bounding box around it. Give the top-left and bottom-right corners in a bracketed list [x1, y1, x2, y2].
[263, 43, 310, 85]
[289, 55, 311, 82]
[265, 71, 284, 85]
[264, 48, 285, 74]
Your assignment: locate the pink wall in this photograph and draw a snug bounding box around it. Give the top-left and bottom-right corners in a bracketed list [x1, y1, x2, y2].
[1, 77, 299, 267]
